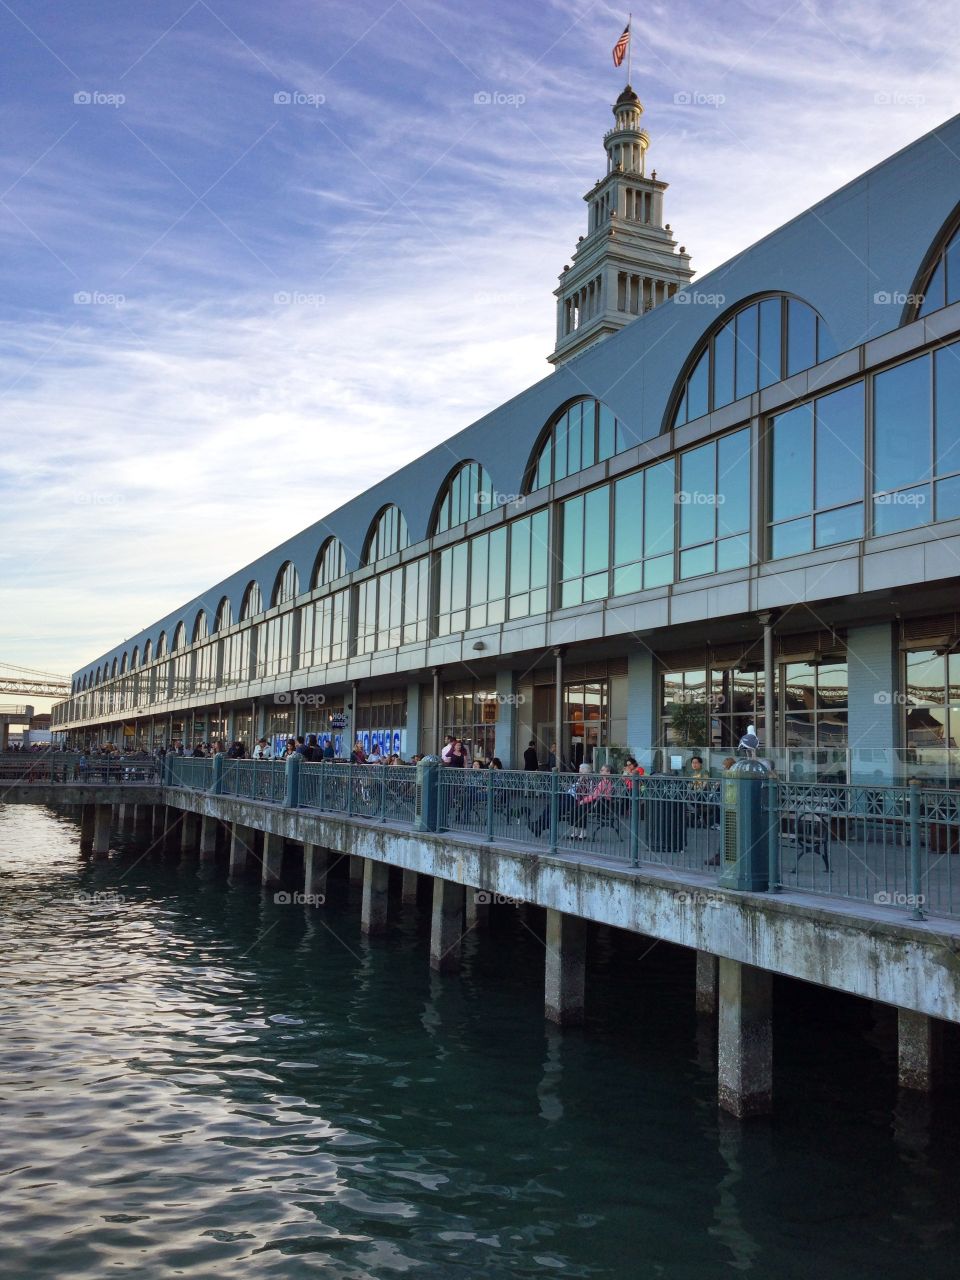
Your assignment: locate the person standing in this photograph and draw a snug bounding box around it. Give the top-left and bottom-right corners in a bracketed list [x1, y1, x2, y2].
[523, 740, 539, 771]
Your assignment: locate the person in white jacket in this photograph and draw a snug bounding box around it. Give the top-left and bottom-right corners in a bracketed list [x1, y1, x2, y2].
[252, 737, 273, 760]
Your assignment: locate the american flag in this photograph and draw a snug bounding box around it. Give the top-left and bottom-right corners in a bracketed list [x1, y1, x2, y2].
[612, 23, 630, 68]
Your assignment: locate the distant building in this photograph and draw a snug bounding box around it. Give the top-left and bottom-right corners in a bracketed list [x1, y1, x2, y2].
[54, 93, 960, 780]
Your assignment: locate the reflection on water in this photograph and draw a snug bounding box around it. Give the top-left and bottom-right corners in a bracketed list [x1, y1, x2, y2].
[0, 804, 958, 1279]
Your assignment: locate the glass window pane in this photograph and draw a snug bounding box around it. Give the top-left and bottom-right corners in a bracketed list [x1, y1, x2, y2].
[561, 580, 582, 608]
[598, 404, 616, 460]
[488, 527, 507, 600]
[735, 304, 759, 399]
[562, 496, 584, 579]
[771, 403, 813, 522]
[874, 485, 930, 534]
[644, 554, 673, 588]
[787, 299, 816, 376]
[919, 257, 946, 317]
[567, 404, 582, 475]
[717, 428, 751, 536]
[680, 544, 714, 578]
[935, 342, 960, 477]
[936, 475, 960, 521]
[581, 403, 596, 470]
[686, 347, 709, 420]
[536, 438, 552, 490]
[717, 534, 749, 570]
[815, 503, 863, 547]
[816, 382, 864, 509]
[583, 571, 608, 601]
[713, 323, 735, 409]
[530, 511, 549, 587]
[874, 354, 931, 492]
[471, 533, 488, 605]
[510, 518, 530, 593]
[583, 487, 610, 574]
[771, 516, 812, 558]
[644, 460, 675, 559]
[680, 442, 715, 548]
[758, 298, 782, 388]
[947, 233, 960, 307]
[554, 414, 569, 482]
[905, 650, 943, 704]
[613, 563, 643, 595]
[614, 471, 643, 566]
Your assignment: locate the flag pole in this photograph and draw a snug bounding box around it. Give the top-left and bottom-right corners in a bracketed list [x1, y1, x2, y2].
[627, 13, 632, 86]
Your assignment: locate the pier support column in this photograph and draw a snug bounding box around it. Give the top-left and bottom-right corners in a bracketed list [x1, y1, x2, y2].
[544, 909, 586, 1026]
[430, 878, 465, 973]
[163, 806, 181, 850]
[304, 845, 328, 898]
[361, 860, 390, 935]
[92, 803, 112, 859]
[465, 889, 490, 930]
[349, 855, 364, 886]
[695, 951, 719, 1015]
[79, 804, 95, 851]
[229, 823, 255, 875]
[718, 959, 772, 1118]
[401, 869, 419, 904]
[180, 811, 199, 854]
[261, 833, 284, 888]
[898, 1009, 943, 1091]
[199, 815, 218, 861]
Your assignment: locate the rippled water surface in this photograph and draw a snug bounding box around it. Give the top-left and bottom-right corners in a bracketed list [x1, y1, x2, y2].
[1, 805, 959, 1279]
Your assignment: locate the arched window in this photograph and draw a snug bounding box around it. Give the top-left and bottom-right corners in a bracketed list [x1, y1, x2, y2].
[95, 666, 102, 685]
[157, 631, 168, 658]
[272, 560, 300, 605]
[363, 506, 409, 564]
[240, 581, 263, 620]
[171, 622, 186, 651]
[120, 652, 128, 674]
[913, 210, 960, 320]
[525, 398, 631, 493]
[80, 676, 86, 692]
[431, 461, 494, 533]
[669, 295, 836, 430]
[313, 537, 346, 587]
[214, 597, 232, 632]
[192, 611, 208, 643]
[111, 657, 118, 678]
[131, 646, 140, 669]
[142, 639, 153, 665]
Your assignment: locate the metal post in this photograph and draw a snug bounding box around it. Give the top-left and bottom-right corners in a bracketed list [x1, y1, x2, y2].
[347, 762, 354, 816]
[908, 780, 925, 920]
[379, 765, 387, 821]
[759, 612, 776, 751]
[351, 681, 359, 758]
[553, 647, 564, 764]
[629, 775, 640, 866]
[285, 751, 300, 809]
[486, 769, 495, 842]
[432, 668, 441, 756]
[319, 760, 327, 810]
[211, 750, 224, 795]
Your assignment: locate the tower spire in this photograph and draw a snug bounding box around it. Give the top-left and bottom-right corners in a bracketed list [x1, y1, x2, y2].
[548, 87, 694, 366]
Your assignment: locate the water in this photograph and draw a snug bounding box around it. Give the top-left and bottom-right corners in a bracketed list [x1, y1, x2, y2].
[1, 806, 958, 1279]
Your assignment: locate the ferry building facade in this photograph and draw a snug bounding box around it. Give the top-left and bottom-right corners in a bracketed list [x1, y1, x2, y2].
[54, 91, 960, 781]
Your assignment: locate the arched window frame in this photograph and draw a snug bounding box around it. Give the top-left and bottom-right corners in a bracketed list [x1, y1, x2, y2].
[131, 646, 140, 669]
[142, 639, 153, 665]
[192, 611, 208, 643]
[313, 537, 346, 587]
[213, 597, 232, 633]
[271, 560, 300, 606]
[171, 622, 186, 652]
[430, 461, 494, 534]
[907, 202, 960, 324]
[157, 631, 168, 658]
[362, 505, 410, 565]
[240, 581, 263, 621]
[523, 397, 630, 494]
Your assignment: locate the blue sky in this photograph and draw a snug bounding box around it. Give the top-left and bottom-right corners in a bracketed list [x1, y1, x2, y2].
[0, 0, 955, 702]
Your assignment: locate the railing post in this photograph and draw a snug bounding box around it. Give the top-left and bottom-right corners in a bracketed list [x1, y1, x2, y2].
[285, 751, 301, 809]
[319, 761, 327, 811]
[908, 779, 925, 920]
[549, 770, 559, 855]
[162, 751, 172, 787]
[486, 770, 495, 841]
[347, 763, 354, 816]
[766, 778, 780, 892]
[629, 776, 640, 866]
[379, 765, 387, 821]
[211, 751, 224, 795]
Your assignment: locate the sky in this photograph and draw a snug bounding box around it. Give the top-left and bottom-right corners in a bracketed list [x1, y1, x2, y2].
[0, 0, 957, 709]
